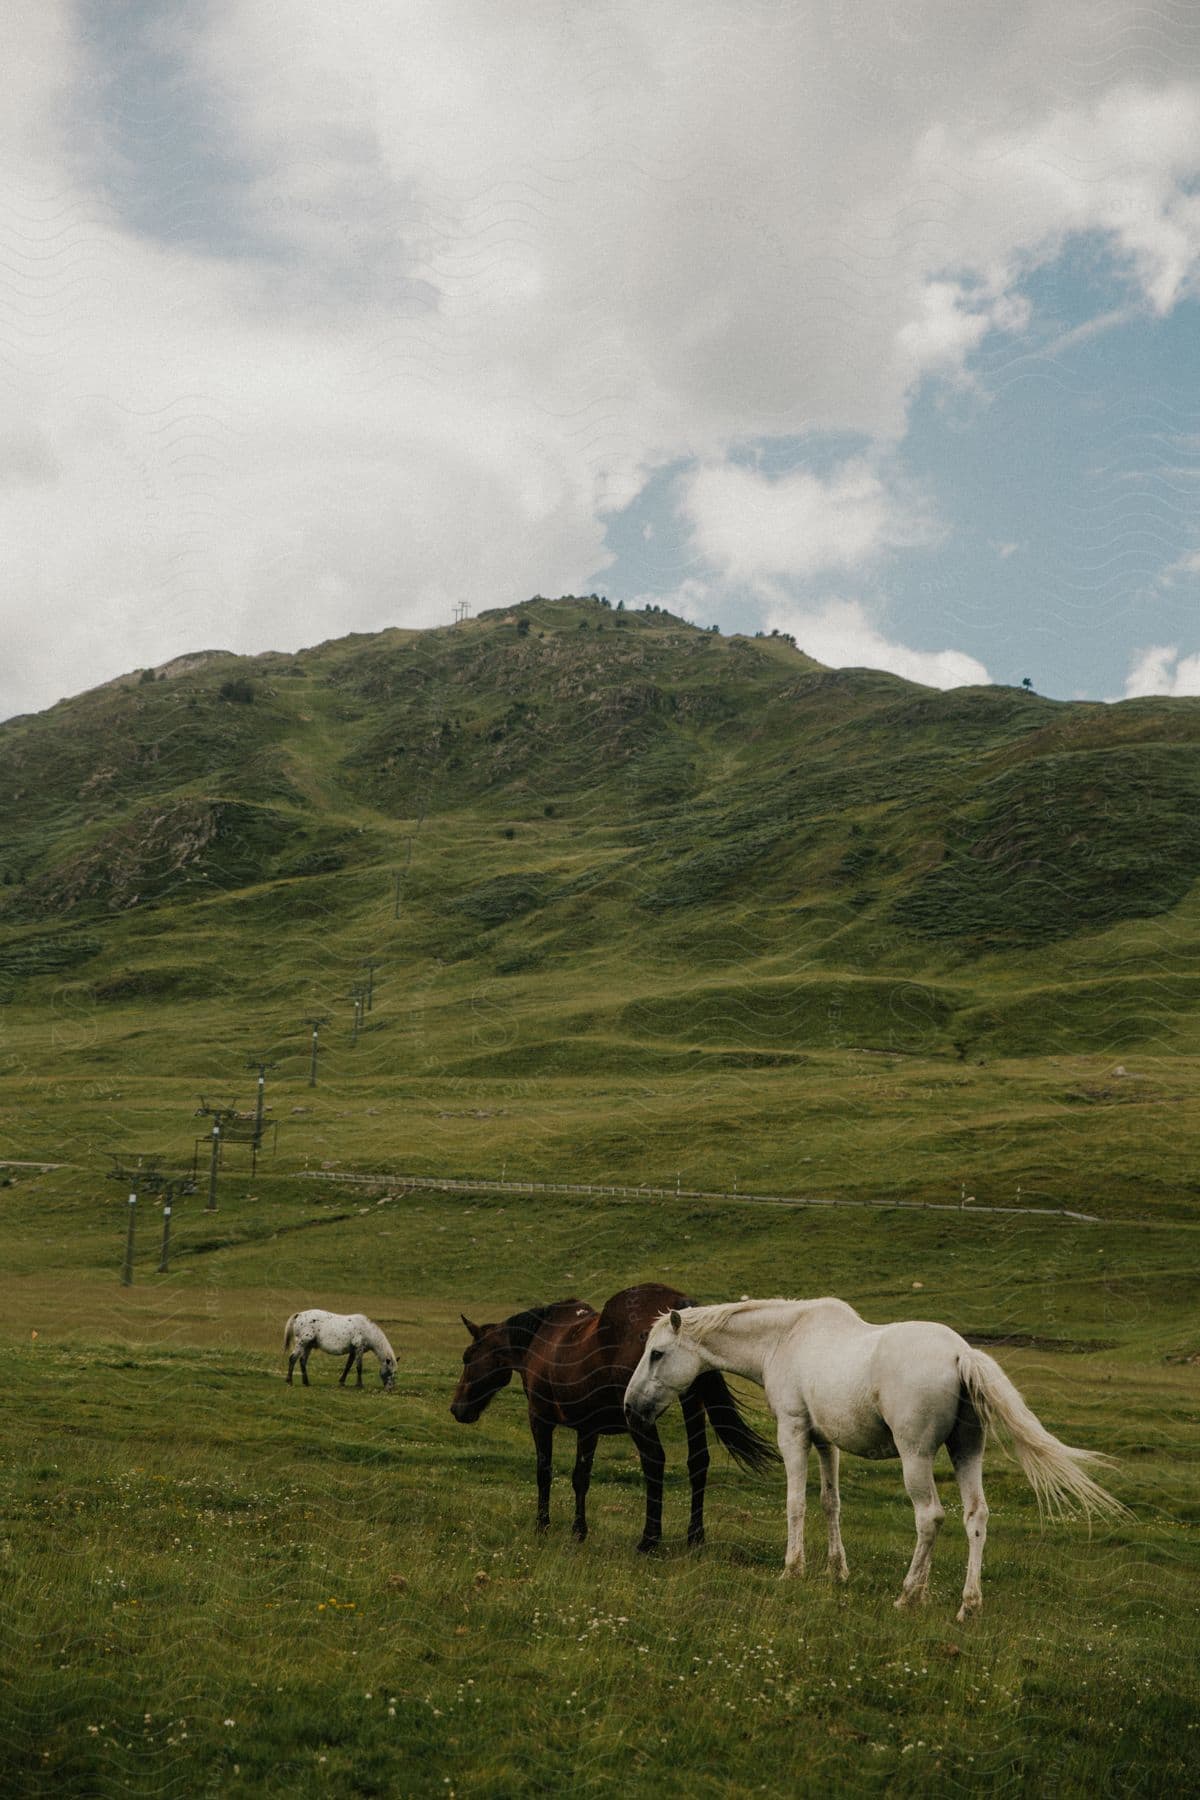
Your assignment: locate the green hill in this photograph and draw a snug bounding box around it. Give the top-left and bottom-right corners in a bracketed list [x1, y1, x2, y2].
[3, 593, 1200, 1212]
[3, 598, 1198, 1795]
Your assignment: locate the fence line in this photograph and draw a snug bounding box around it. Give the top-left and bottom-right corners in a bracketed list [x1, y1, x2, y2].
[296, 1169, 1098, 1223]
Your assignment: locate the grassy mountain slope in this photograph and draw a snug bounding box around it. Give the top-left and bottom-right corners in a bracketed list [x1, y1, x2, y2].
[3, 601, 1197, 1793]
[3, 595, 1200, 1211]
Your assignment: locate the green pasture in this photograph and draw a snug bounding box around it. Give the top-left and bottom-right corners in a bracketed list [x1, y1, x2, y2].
[1, 1160, 1197, 1798]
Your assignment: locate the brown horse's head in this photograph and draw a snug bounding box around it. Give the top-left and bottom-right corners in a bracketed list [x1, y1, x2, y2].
[450, 1315, 516, 1423]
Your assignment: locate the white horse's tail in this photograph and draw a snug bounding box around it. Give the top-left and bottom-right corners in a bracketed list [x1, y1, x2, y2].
[959, 1348, 1128, 1522]
[283, 1313, 297, 1353]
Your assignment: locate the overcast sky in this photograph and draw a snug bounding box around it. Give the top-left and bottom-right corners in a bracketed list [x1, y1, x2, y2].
[3, 1, 1200, 721]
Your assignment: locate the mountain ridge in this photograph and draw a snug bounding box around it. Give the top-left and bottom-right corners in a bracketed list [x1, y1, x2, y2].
[3, 594, 1200, 1215]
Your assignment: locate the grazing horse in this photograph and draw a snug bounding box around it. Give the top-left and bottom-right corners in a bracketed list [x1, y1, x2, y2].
[450, 1283, 777, 1550]
[284, 1309, 397, 1390]
[625, 1297, 1126, 1619]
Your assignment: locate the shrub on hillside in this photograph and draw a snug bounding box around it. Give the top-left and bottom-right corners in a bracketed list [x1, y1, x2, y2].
[450, 874, 549, 927]
[218, 677, 257, 705]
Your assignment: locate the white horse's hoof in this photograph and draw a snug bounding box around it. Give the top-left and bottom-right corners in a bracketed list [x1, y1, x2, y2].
[779, 1564, 804, 1580]
[956, 1600, 981, 1623]
[828, 1564, 850, 1585]
[894, 1590, 926, 1610]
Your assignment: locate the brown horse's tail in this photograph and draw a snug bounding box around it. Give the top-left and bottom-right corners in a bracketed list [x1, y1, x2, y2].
[690, 1371, 780, 1474]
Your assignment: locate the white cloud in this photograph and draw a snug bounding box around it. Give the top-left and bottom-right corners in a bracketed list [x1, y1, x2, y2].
[911, 83, 1200, 315]
[1123, 644, 1200, 697]
[895, 281, 1022, 385]
[765, 597, 991, 691]
[679, 458, 937, 585]
[3, 5, 1200, 716]
[1159, 550, 1200, 586]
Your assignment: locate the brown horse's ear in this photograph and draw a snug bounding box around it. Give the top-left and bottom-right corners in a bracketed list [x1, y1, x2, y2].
[669, 1310, 682, 1333]
[461, 1315, 483, 1340]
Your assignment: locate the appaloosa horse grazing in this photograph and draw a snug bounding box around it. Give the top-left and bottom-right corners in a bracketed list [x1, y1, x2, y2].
[625, 1297, 1126, 1619]
[450, 1283, 777, 1550]
[284, 1309, 397, 1390]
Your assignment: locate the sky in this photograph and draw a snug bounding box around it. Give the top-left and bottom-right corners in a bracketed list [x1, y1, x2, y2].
[3, 0, 1200, 722]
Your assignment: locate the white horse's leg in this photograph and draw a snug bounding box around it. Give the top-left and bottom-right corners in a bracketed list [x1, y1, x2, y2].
[355, 1348, 365, 1388]
[894, 1447, 945, 1609]
[950, 1444, 989, 1622]
[815, 1444, 848, 1582]
[299, 1344, 312, 1387]
[338, 1349, 355, 1386]
[777, 1416, 811, 1577]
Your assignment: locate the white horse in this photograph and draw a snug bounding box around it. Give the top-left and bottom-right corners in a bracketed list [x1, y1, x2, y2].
[283, 1309, 397, 1390]
[624, 1298, 1125, 1621]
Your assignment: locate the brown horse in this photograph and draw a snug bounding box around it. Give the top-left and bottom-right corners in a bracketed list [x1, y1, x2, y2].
[450, 1283, 778, 1550]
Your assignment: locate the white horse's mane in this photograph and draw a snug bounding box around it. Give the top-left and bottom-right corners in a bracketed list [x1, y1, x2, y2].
[665, 1298, 803, 1344]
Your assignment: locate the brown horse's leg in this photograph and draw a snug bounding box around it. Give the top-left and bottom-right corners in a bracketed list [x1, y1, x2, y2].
[682, 1391, 710, 1546]
[339, 1350, 355, 1386]
[571, 1432, 598, 1541]
[630, 1419, 666, 1552]
[532, 1418, 554, 1533]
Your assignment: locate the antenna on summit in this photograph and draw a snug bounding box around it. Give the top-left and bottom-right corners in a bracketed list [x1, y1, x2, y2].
[452, 601, 471, 625]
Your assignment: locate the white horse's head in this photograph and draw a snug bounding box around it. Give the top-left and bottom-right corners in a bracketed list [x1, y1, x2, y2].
[624, 1310, 703, 1424]
[379, 1354, 396, 1391]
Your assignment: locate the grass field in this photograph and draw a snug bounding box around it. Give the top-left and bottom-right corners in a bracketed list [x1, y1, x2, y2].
[3, 604, 1200, 1793]
[2, 1155, 1197, 1798]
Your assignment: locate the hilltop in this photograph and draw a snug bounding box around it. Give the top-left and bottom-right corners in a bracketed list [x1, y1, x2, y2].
[2, 593, 1200, 1211]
